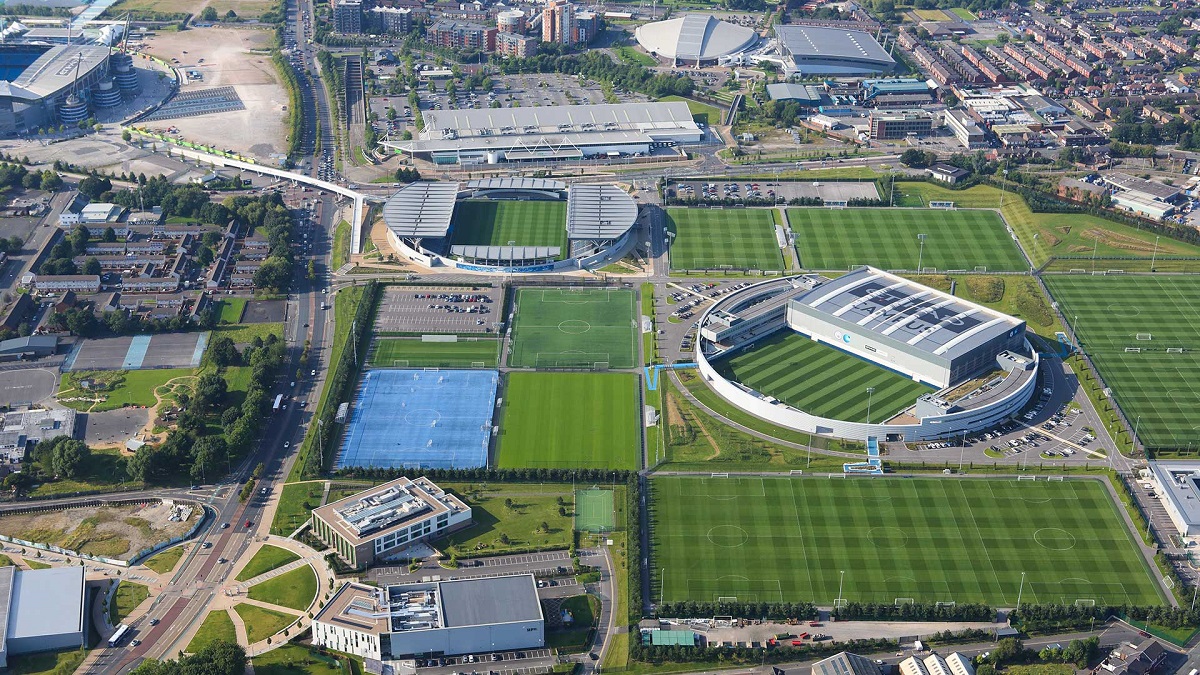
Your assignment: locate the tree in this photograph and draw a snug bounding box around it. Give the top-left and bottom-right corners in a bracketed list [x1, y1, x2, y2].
[122, 129, 132, 142]
[51, 439, 89, 479]
[102, 226, 117, 243]
[131, 639, 246, 675]
[504, 497, 514, 509]
[78, 175, 112, 199]
[83, 256, 102, 276]
[39, 170, 62, 191]
[224, 9, 237, 19]
[200, 6, 217, 20]
[207, 336, 240, 366]
[899, 148, 936, 168]
[68, 225, 90, 255]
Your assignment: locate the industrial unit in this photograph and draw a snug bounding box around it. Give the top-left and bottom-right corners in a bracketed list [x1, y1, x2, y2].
[774, 25, 895, 75]
[311, 477, 472, 568]
[382, 102, 702, 166]
[0, 566, 87, 667]
[312, 574, 545, 659]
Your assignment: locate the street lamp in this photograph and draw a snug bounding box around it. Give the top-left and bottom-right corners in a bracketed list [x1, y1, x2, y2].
[1015, 571, 1026, 610]
[916, 234, 927, 273]
[866, 387, 875, 424]
[1151, 235, 1160, 272]
[837, 570, 845, 606]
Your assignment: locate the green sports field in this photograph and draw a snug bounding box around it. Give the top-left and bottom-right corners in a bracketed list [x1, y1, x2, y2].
[1045, 275, 1200, 449]
[508, 288, 637, 369]
[788, 208, 1028, 272]
[368, 338, 500, 368]
[498, 372, 641, 470]
[713, 332, 932, 422]
[450, 200, 567, 257]
[651, 476, 1163, 606]
[667, 208, 784, 271]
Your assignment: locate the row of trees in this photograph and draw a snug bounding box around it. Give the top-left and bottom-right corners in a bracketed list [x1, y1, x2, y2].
[333, 465, 634, 485]
[131, 640, 245, 675]
[493, 52, 694, 99]
[832, 601, 994, 622]
[0, 161, 61, 191]
[1011, 603, 1200, 633]
[656, 601, 817, 621]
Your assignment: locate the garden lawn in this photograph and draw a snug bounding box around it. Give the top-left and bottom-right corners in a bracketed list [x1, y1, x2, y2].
[247, 564, 317, 611]
[236, 545, 300, 582]
[143, 546, 185, 574]
[436, 482, 573, 558]
[187, 610, 237, 653]
[233, 603, 296, 644]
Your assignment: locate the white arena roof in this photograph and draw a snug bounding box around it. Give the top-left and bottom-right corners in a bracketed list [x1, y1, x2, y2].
[774, 25, 895, 73]
[635, 14, 759, 61]
[464, 177, 565, 192]
[382, 182, 459, 238]
[566, 184, 638, 240]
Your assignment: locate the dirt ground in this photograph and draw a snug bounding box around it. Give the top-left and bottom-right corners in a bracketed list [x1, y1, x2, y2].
[140, 27, 287, 161]
[0, 501, 198, 560]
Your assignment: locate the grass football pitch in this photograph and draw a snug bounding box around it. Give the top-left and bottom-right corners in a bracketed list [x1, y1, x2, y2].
[508, 288, 637, 369]
[369, 338, 500, 368]
[498, 372, 641, 470]
[1046, 275, 1200, 449]
[450, 200, 567, 256]
[713, 332, 932, 422]
[788, 208, 1028, 272]
[667, 208, 784, 271]
[651, 476, 1163, 606]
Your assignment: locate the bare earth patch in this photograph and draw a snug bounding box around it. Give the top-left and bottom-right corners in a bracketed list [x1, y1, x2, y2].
[0, 501, 198, 560]
[140, 27, 286, 161]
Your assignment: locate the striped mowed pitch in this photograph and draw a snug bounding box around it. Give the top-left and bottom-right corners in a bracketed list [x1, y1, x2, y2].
[1046, 275, 1200, 450]
[450, 200, 567, 256]
[712, 331, 931, 423]
[651, 476, 1164, 606]
[788, 207, 1028, 272]
[667, 208, 784, 271]
[508, 288, 637, 369]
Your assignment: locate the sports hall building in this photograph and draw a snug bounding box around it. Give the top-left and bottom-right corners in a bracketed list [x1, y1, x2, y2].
[774, 25, 895, 75]
[311, 477, 472, 568]
[382, 102, 702, 166]
[313, 574, 544, 659]
[697, 269, 1040, 442]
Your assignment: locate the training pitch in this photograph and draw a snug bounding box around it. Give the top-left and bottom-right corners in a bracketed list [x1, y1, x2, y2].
[368, 338, 500, 368]
[497, 372, 641, 470]
[713, 332, 932, 422]
[651, 476, 1163, 606]
[667, 208, 784, 271]
[788, 208, 1028, 272]
[1046, 275, 1200, 449]
[450, 200, 567, 256]
[508, 288, 637, 369]
[575, 488, 616, 533]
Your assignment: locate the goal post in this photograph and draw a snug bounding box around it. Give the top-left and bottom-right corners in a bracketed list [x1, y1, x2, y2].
[1075, 599, 1096, 608]
[391, 359, 409, 368]
[1136, 333, 1153, 340]
[895, 597, 915, 606]
[1017, 475, 1037, 482]
[1125, 347, 1142, 353]
[717, 597, 738, 604]
[711, 472, 730, 478]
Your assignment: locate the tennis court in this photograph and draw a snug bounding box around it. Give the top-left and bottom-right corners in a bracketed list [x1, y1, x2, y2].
[508, 288, 637, 369]
[666, 208, 785, 271]
[575, 488, 615, 532]
[336, 369, 498, 470]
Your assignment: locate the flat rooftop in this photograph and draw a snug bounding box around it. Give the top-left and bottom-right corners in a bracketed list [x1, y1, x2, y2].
[791, 267, 1024, 362]
[418, 102, 699, 141]
[313, 476, 469, 547]
[1104, 172, 1182, 202]
[1149, 461, 1200, 529]
[775, 25, 894, 66]
[6, 566, 84, 640]
[441, 575, 543, 627]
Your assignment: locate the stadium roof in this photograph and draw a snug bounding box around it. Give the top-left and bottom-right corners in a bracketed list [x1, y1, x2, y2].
[566, 184, 638, 240]
[382, 182, 459, 239]
[634, 14, 759, 61]
[6, 566, 84, 640]
[439, 575, 543, 627]
[7, 45, 110, 101]
[774, 25, 895, 71]
[792, 267, 1024, 362]
[464, 177, 565, 192]
[450, 245, 560, 260]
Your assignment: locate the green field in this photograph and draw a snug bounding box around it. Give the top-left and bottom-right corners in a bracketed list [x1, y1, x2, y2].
[498, 373, 640, 470]
[143, 546, 185, 574]
[788, 208, 1028, 272]
[110, 581, 148, 625]
[449, 200, 567, 256]
[368, 338, 499, 368]
[187, 610, 237, 653]
[658, 95, 723, 125]
[575, 488, 615, 532]
[667, 208, 784, 271]
[1045, 275, 1200, 450]
[508, 288, 637, 369]
[437, 482, 574, 557]
[233, 603, 295, 644]
[247, 564, 317, 611]
[270, 482, 322, 536]
[714, 332, 932, 422]
[57, 368, 193, 412]
[216, 298, 246, 324]
[236, 545, 300, 582]
[651, 476, 1163, 606]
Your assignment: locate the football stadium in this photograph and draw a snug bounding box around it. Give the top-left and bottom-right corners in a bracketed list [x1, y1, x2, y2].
[0, 44, 133, 135]
[696, 270, 1040, 442]
[382, 178, 639, 273]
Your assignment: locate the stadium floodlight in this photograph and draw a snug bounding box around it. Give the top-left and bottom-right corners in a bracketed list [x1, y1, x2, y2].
[1151, 235, 1160, 272]
[1015, 571, 1026, 610]
[865, 387, 875, 424]
[837, 570, 845, 606]
[916, 234, 927, 273]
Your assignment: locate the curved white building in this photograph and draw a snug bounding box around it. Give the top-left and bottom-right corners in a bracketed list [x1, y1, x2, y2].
[695, 271, 1040, 442]
[635, 14, 759, 65]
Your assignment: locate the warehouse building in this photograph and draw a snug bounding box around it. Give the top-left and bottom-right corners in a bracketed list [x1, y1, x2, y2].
[900, 652, 975, 675]
[311, 477, 472, 568]
[312, 574, 544, 659]
[0, 566, 87, 667]
[384, 102, 702, 165]
[775, 25, 895, 75]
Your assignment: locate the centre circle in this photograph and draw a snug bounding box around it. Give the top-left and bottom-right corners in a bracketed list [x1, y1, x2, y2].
[404, 408, 441, 426]
[868, 526, 910, 549]
[1034, 528, 1077, 550]
[707, 525, 750, 548]
[1106, 304, 1140, 318]
[558, 320, 592, 334]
